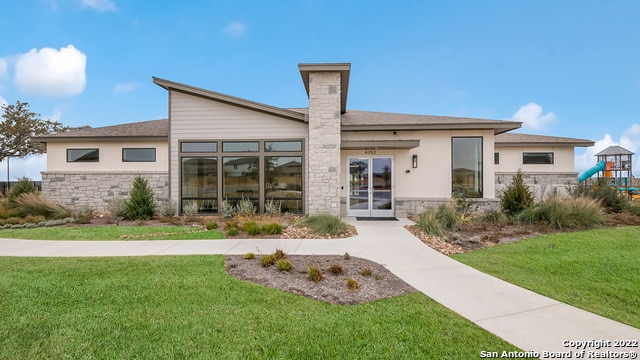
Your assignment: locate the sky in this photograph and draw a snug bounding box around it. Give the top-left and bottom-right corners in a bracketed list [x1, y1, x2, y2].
[1, 0, 639, 180]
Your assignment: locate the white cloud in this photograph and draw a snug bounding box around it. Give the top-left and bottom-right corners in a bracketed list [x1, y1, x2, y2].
[15, 45, 87, 96]
[114, 82, 137, 93]
[81, 0, 116, 12]
[0, 154, 47, 181]
[0, 58, 7, 77]
[510, 102, 557, 130]
[575, 125, 640, 177]
[223, 22, 246, 37]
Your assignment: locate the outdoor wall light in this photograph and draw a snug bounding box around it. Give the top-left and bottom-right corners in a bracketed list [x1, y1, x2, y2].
[412, 154, 418, 168]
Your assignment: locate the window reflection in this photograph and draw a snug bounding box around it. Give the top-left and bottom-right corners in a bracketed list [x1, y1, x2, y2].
[265, 156, 302, 213]
[452, 137, 483, 198]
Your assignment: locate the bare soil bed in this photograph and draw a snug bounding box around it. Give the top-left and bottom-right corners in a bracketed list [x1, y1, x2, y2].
[224, 254, 417, 305]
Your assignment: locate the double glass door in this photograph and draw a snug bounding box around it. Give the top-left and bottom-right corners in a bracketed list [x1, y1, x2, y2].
[348, 157, 393, 217]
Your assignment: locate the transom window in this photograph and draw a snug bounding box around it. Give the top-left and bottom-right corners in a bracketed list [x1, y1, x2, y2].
[67, 149, 99, 162]
[122, 148, 156, 162]
[222, 141, 259, 152]
[181, 142, 217, 153]
[523, 152, 554, 164]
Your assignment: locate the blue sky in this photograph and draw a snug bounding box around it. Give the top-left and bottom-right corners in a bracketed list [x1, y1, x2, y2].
[1, 0, 639, 179]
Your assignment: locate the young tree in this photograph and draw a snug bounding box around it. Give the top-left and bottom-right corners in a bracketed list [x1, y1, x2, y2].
[501, 169, 535, 214]
[125, 176, 156, 220]
[0, 101, 68, 161]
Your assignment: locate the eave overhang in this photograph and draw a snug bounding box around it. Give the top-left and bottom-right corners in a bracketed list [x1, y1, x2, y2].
[341, 140, 420, 149]
[298, 63, 351, 114]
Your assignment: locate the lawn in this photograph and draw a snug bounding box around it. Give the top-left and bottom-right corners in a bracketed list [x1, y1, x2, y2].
[0, 225, 225, 240]
[452, 226, 640, 329]
[0, 256, 519, 359]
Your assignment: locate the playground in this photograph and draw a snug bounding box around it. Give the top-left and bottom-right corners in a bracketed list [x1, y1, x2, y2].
[578, 145, 639, 200]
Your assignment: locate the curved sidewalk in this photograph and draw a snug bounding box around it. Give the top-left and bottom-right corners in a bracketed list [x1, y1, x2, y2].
[1, 217, 638, 355]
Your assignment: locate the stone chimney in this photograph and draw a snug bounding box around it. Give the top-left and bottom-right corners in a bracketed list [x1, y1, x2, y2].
[299, 63, 350, 216]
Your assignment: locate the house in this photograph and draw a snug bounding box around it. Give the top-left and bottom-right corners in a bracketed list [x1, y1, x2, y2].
[36, 63, 594, 217]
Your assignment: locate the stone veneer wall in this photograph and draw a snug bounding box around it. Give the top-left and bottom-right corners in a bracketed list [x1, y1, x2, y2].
[392, 198, 500, 218]
[495, 172, 578, 201]
[41, 172, 169, 212]
[307, 71, 342, 216]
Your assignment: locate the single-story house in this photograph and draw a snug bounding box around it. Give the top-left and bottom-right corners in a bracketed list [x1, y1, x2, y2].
[36, 63, 594, 217]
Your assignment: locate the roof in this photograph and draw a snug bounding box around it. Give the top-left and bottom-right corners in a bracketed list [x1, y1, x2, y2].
[36, 119, 169, 142]
[153, 77, 307, 123]
[290, 108, 521, 134]
[298, 63, 351, 114]
[595, 145, 635, 156]
[495, 133, 594, 147]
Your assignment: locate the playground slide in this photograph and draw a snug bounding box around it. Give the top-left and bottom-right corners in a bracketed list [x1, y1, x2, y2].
[578, 161, 606, 183]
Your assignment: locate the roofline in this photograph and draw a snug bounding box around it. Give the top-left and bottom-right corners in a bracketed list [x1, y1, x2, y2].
[496, 140, 595, 147]
[341, 122, 521, 134]
[35, 136, 168, 143]
[298, 63, 350, 114]
[152, 77, 307, 123]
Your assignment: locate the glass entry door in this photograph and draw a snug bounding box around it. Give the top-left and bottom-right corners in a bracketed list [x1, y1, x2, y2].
[348, 157, 393, 217]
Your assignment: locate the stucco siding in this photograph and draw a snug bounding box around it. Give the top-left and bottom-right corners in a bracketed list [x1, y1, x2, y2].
[495, 146, 576, 173]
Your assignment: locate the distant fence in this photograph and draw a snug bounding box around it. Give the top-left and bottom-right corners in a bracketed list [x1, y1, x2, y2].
[0, 181, 42, 195]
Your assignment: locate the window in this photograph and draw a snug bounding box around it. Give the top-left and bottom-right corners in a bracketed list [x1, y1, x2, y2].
[123, 148, 156, 162]
[67, 149, 99, 162]
[452, 137, 483, 198]
[181, 157, 217, 213]
[265, 141, 303, 152]
[222, 141, 259, 152]
[494, 152, 500, 165]
[265, 156, 303, 213]
[223, 156, 260, 209]
[523, 152, 554, 164]
[181, 142, 217, 153]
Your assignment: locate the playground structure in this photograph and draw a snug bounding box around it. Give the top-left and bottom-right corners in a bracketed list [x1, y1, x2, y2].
[578, 145, 638, 200]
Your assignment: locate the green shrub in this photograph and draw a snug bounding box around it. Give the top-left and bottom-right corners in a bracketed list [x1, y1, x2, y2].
[624, 202, 640, 216]
[13, 193, 71, 219]
[501, 170, 534, 215]
[272, 248, 287, 260]
[0, 208, 20, 219]
[226, 227, 239, 236]
[6, 177, 36, 206]
[277, 259, 292, 272]
[261, 255, 276, 267]
[243, 221, 262, 236]
[360, 268, 373, 277]
[262, 222, 283, 235]
[125, 176, 155, 220]
[73, 205, 94, 224]
[327, 263, 343, 275]
[243, 252, 256, 260]
[417, 208, 444, 236]
[346, 277, 360, 290]
[300, 214, 348, 236]
[477, 209, 510, 224]
[516, 196, 607, 230]
[107, 198, 128, 220]
[574, 179, 628, 213]
[308, 266, 323, 282]
[436, 203, 458, 229]
[206, 221, 218, 230]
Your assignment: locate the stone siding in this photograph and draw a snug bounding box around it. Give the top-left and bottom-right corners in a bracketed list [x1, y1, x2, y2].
[495, 172, 578, 201]
[307, 72, 342, 216]
[41, 172, 169, 212]
[393, 197, 500, 218]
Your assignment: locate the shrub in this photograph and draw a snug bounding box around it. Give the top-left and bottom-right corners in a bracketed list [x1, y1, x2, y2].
[107, 198, 128, 220]
[265, 199, 282, 215]
[13, 193, 71, 219]
[300, 214, 348, 236]
[159, 200, 178, 217]
[516, 196, 607, 230]
[219, 200, 236, 218]
[346, 277, 360, 290]
[73, 204, 94, 224]
[6, 177, 36, 206]
[501, 170, 534, 215]
[224, 220, 239, 231]
[477, 209, 509, 224]
[243, 252, 256, 260]
[236, 197, 256, 217]
[261, 255, 276, 267]
[206, 221, 218, 230]
[436, 203, 458, 229]
[574, 179, 628, 213]
[243, 221, 262, 236]
[277, 259, 292, 272]
[125, 176, 155, 220]
[182, 201, 199, 217]
[307, 266, 323, 282]
[262, 222, 283, 235]
[226, 227, 239, 236]
[327, 263, 343, 275]
[272, 248, 287, 260]
[417, 208, 444, 236]
[360, 268, 373, 277]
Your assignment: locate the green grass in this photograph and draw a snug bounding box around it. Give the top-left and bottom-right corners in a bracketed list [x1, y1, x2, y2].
[452, 227, 640, 328]
[0, 225, 225, 240]
[0, 256, 518, 359]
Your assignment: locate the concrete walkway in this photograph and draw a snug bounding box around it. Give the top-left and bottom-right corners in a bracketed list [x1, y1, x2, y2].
[1, 218, 638, 356]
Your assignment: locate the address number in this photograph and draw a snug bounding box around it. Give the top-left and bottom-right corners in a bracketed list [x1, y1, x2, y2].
[364, 150, 377, 155]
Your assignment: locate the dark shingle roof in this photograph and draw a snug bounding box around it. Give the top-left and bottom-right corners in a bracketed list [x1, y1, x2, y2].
[495, 133, 594, 147]
[595, 145, 634, 156]
[36, 119, 169, 142]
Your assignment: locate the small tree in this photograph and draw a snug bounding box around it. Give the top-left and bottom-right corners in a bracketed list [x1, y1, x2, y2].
[6, 176, 36, 206]
[501, 169, 534, 215]
[125, 176, 155, 220]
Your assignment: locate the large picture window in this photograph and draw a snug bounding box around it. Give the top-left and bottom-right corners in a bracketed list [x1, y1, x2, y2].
[265, 156, 303, 213]
[67, 149, 99, 162]
[223, 157, 260, 209]
[452, 137, 483, 198]
[181, 157, 217, 213]
[523, 152, 554, 164]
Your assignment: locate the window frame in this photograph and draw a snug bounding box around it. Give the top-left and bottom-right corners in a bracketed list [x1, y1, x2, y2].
[451, 137, 483, 198]
[122, 148, 156, 162]
[67, 148, 99, 163]
[523, 152, 554, 165]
